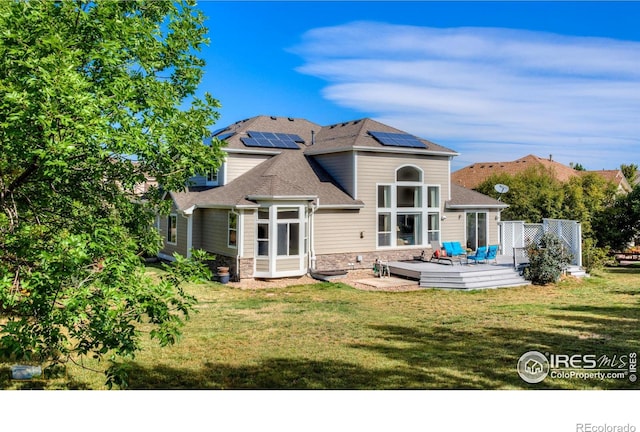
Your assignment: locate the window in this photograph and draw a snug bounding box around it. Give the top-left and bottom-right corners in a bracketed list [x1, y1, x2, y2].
[397, 166, 421, 182]
[377, 185, 391, 209]
[378, 213, 392, 247]
[207, 169, 218, 184]
[375, 166, 441, 248]
[228, 212, 237, 248]
[257, 209, 269, 256]
[167, 214, 177, 245]
[427, 186, 439, 208]
[277, 208, 300, 256]
[427, 213, 440, 243]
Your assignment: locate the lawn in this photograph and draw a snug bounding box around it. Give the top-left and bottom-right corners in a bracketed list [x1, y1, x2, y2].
[2, 265, 639, 389]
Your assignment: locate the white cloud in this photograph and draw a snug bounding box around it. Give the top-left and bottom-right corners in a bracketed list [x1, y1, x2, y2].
[292, 22, 640, 170]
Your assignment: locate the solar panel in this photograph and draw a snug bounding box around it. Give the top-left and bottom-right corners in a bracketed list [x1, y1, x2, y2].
[241, 131, 302, 149]
[368, 131, 427, 149]
[217, 132, 235, 141]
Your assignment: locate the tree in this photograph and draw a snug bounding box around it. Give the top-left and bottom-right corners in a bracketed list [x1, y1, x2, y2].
[570, 162, 586, 171]
[475, 167, 617, 245]
[0, 0, 222, 386]
[594, 186, 640, 250]
[621, 163, 638, 187]
[474, 166, 565, 223]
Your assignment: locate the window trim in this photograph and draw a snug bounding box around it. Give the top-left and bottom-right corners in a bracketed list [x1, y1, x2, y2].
[167, 214, 178, 245]
[228, 211, 238, 249]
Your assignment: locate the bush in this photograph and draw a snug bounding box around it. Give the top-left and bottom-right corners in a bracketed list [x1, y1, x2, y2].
[581, 238, 614, 273]
[524, 233, 572, 285]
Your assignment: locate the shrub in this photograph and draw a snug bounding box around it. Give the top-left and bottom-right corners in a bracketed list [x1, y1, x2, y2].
[581, 238, 614, 273]
[524, 232, 572, 285]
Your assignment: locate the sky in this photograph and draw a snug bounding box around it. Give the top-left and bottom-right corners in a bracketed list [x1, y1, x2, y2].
[195, 1, 640, 171]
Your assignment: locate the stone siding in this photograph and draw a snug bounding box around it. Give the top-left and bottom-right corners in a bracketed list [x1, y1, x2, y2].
[314, 249, 434, 272]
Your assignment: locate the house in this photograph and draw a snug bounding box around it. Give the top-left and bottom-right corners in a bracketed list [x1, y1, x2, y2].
[158, 115, 507, 279]
[452, 154, 632, 194]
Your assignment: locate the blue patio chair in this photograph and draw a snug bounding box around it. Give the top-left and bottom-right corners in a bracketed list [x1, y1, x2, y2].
[451, 242, 468, 257]
[467, 246, 488, 264]
[486, 245, 499, 264]
[443, 241, 467, 265]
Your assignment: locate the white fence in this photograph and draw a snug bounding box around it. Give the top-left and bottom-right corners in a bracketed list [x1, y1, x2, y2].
[499, 219, 582, 267]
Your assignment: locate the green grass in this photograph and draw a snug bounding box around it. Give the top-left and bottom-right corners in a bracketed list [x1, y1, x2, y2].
[2, 265, 639, 389]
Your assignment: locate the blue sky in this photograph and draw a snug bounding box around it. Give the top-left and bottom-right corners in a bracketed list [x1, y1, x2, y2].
[196, 1, 640, 171]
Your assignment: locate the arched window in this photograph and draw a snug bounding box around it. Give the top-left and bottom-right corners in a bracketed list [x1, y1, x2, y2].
[396, 166, 422, 182]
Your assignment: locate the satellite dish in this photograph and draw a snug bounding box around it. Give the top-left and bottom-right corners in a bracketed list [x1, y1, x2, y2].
[494, 184, 509, 201]
[494, 184, 509, 194]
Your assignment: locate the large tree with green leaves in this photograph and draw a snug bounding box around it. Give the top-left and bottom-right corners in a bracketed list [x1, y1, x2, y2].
[0, 0, 222, 386]
[475, 166, 617, 242]
[593, 186, 640, 250]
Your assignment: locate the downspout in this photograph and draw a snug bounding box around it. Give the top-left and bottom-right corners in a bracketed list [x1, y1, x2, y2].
[309, 198, 318, 272]
[232, 208, 241, 281]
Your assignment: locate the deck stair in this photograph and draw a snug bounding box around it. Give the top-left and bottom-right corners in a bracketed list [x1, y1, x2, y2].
[389, 261, 531, 290]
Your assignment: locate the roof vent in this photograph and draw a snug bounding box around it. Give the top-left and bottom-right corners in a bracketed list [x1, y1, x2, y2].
[288, 117, 294, 121]
[270, 116, 277, 120]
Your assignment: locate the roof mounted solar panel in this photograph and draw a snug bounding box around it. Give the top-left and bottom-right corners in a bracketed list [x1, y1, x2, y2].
[241, 131, 302, 149]
[368, 131, 427, 149]
[217, 132, 235, 141]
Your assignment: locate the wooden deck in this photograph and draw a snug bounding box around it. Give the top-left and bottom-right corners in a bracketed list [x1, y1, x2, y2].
[388, 258, 531, 290]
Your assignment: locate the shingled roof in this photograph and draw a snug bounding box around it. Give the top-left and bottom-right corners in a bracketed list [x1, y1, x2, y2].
[452, 154, 631, 192]
[308, 118, 458, 156]
[452, 154, 579, 189]
[176, 150, 363, 210]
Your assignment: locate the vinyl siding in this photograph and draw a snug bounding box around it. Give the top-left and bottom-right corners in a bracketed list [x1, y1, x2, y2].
[242, 209, 255, 258]
[159, 211, 189, 257]
[314, 209, 367, 254]
[314, 152, 355, 198]
[276, 257, 302, 272]
[226, 153, 272, 183]
[191, 209, 203, 250]
[200, 209, 238, 257]
[255, 258, 269, 273]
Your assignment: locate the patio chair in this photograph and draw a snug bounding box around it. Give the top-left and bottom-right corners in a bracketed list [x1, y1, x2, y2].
[467, 246, 488, 264]
[443, 241, 467, 265]
[429, 241, 453, 265]
[486, 245, 499, 264]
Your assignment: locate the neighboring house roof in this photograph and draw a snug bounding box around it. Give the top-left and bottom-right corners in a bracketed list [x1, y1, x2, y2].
[452, 154, 577, 188]
[452, 154, 631, 193]
[593, 170, 633, 194]
[447, 184, 508, 209]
